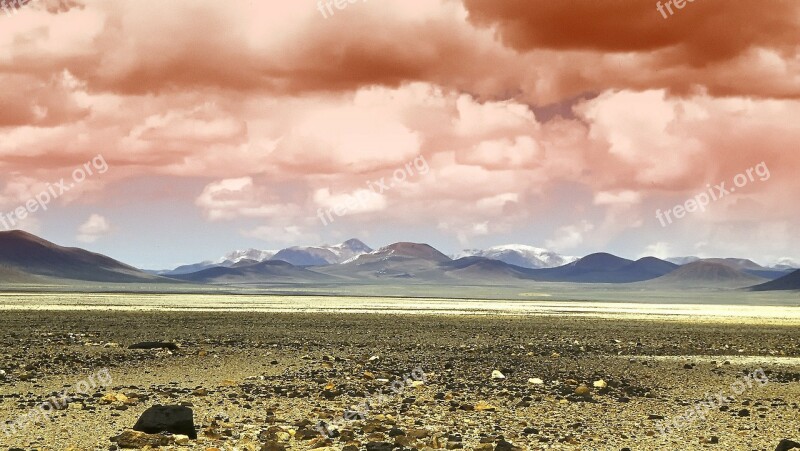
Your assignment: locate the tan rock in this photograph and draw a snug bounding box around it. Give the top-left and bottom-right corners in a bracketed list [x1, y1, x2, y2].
[475, 401, 498, 411]
[111, 429, 174, 448]
[574, 385, 591, 398]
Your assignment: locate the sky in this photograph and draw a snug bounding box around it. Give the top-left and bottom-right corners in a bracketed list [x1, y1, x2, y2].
[0, 0, 799, 269]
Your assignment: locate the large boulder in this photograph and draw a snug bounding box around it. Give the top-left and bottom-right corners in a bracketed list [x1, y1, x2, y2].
[776, 439, 800, 451]
[133, 405, 196, 439]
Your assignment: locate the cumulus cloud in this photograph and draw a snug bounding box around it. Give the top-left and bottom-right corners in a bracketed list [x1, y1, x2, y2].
[195, 177, 300, 221]
[546, 221, 595, 251]
[243, 225, 319, 245]
[313, 188, 388, 216]
[76, 213, 110, 242]
[640, 242, 672, 259]
[594, 190, 642, 206]
[1, 0, 799, 262]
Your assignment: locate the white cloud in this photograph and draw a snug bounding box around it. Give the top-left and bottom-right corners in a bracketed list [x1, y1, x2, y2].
[475, 192, 519, 213]
[454, 95, 536, 136]
[460, 136, 539, 169]
[195, 177, 300, 220]
[313, 187, 387, 216]
[243, 225, 319, 245]
[594, 190, 642, 205]
[545, 221, 594, 251]
[76, 214, 110, 243]
[639, 242, 672, 259]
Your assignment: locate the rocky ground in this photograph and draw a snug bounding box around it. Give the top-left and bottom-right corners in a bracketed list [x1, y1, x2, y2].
[0, 310, 799, 450]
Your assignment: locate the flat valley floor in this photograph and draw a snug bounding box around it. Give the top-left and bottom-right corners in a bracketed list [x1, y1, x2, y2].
[0, 307, 799, 450]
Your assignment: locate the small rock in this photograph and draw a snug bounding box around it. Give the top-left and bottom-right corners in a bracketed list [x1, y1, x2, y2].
[574, 385, 591, 398]
[495, 440, 522, 451]
[111, 430, 174, 448]
[475, 401, 497, 411]
[261, 441, 286, 451]
[366, 442, 393, 451]
[128, 342, 179, 351]
[491, 370, 506, 380]
[528, 378, 544, 385]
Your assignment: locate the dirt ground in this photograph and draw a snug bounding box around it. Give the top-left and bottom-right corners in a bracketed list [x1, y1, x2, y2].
[0, 310, 798, 450]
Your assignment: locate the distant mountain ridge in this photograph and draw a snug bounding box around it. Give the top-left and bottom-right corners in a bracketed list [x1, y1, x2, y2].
[0, 230, 796, 290]
[456, 244, 577, 269]
[316, 242, 452, 280]
[271, 239, 373, 266]
[667, 256, 796, 272]
[529, 253, 678, 283]
[170, 260, 335, 284]
[749, 269, 800, 291]
[645, 261, 766, 289]
[0, 230, 164, 283]
[161, 239, 372, 274]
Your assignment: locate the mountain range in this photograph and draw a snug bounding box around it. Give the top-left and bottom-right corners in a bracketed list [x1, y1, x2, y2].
[454, 245, 577, 269]
[0, 230, 796, 291]
[160, 239, 372, 275]
[642, 261, 768, 289]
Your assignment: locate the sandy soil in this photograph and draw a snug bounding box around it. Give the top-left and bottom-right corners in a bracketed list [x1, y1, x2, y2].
[0, 310, 799, 451]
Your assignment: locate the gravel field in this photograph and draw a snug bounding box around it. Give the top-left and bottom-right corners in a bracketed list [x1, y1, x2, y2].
[0, 310, 799, 451]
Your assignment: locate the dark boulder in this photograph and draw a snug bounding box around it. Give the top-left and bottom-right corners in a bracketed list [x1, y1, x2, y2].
[776, 439, 800, 451]
[133, 405, 196, 439]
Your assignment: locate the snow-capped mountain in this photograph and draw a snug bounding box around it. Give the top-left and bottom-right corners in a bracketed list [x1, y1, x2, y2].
[455, 244, 577, 269]
[219, 248, 278, 264]
[163, 239, 373, 274]
[161, 248, 278, 275]
[270, 239, 373, 266]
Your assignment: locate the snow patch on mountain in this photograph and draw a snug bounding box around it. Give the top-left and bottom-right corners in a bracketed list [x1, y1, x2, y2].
[269, 239, 373, 266]
[456, 244, 577, 269]
[218, 248, 278, 264]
